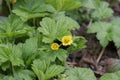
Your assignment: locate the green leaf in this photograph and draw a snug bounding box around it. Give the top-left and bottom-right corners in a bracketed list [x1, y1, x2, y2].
[18, 37, 38, 59]
[12, 0, 55, 21]
[1, 61, 10, 71]
[87, 17, 120, 48]
[45, 65, 65, 79]
[106, 59, 120, 72]
[80, 0, 100, 9]
[32, 59, 50, 80]
[0, 44, 24, 68]
[87, 21, 112, 47]
[45, 0, 81, 11]
[32, 59, 64, 80]
[0, 73, 4, 79]
[14, 69, 35, 80]
[38, 46, 67, 62]
[14, 0, 54, 13]
[0, 15, 32, 38]
[92, 1, 113, 19]
[64, 67, 96, 80]
[49, 49, 68, 62]
[32, 59, 50, 73]
[38, 16, 79, 43]
[1, 76, 14, 80]
[67, 36, 87, 53]
[12, 9, 50, 22]
[100, 71, 120, 80]
[17, 37, 39, 66]
[32, 65, 45, 80]
[111, 17, 120, 48]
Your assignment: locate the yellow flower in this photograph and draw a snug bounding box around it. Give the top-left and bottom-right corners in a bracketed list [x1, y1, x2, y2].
[62, 36, 73, 46]
[11, 0, 16, 4]
[51, 43, 60, 50]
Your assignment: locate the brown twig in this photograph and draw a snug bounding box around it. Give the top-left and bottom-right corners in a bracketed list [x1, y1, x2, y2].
[97, 48, 106, 63]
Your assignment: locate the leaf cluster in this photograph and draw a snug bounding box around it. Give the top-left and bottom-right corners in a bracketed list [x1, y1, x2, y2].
[0, 0, 87, 80]
[87, 17, 120, 48]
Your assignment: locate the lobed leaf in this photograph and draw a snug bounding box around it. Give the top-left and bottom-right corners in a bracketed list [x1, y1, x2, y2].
[80, 0, 100, 9]
[45, 0, 81, 11]
[45, 65, 64, 79]
[38, 16, 79, 43]
[49, 49, 67, 62]
[67, 36, 87, 53]
[100, 71, 120, 80]
[111, 18, 120, 48]
[92, 1, 113, 19]
[87, 21, 112, 47]
[14, 69, 35, 80]
[0, 15, 32, 38]
[12, 0, 55, 21]
[32, 59, 64, 80]
[64, 67, 96, 80]
[87, 17, 120, 48]
[0, 44, 24, 68]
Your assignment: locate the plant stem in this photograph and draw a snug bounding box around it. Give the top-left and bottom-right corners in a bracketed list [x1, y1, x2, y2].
[33, 18, 36, 27]
[88, 19, 92, 27]
[10, 62, 15, 77]
[97, 47, 105, 63]
[5, 0, 12, 14]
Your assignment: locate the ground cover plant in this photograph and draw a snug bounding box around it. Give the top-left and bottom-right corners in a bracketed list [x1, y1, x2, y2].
[0, 0, 120, 80]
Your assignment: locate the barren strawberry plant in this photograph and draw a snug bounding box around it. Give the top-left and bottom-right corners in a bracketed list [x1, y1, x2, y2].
[0, 0, 120, 80]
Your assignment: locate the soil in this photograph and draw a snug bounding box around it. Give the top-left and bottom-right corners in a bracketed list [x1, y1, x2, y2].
[67, 0, 120, 79]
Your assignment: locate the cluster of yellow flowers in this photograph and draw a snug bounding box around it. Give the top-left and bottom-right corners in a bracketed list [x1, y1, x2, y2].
[11, 0, 16, 4]
[51, 36, 73, 50]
